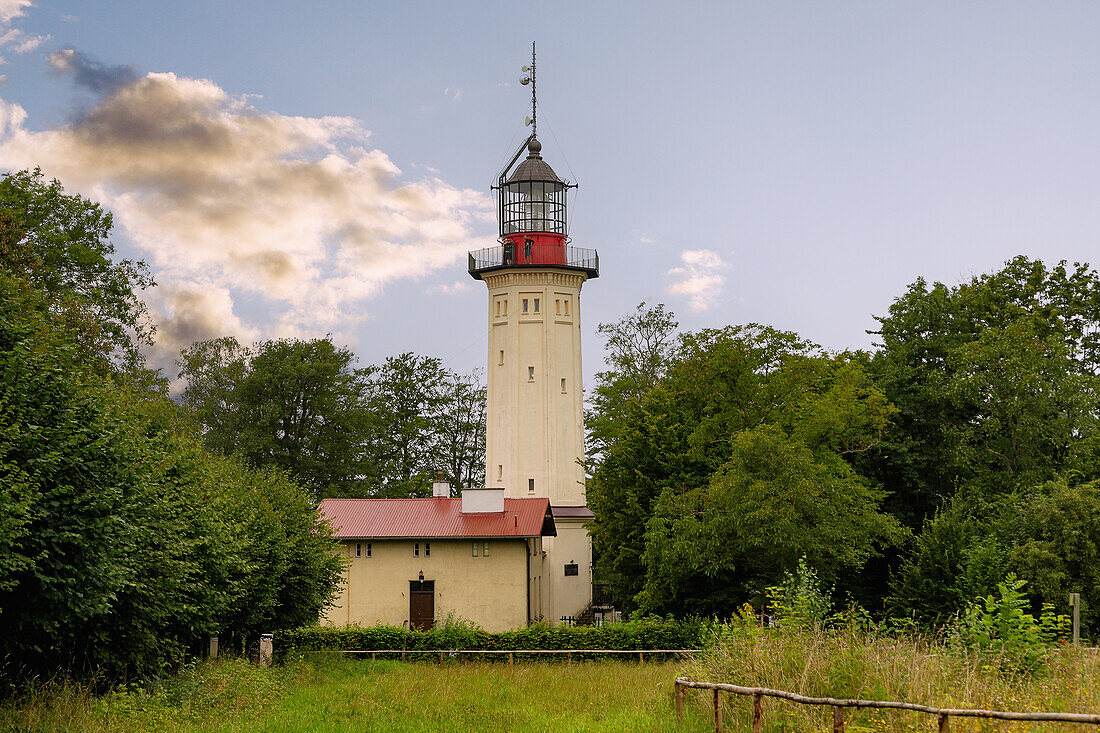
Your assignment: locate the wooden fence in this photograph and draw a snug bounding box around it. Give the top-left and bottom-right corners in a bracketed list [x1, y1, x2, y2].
[304, 648, 699, 664]
[674, 678, 1100, 732]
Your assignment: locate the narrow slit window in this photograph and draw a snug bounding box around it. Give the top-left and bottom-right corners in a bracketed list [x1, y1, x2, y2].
[495, 300, 500, 317]
[424, 542, 431, 558]
[503, 300, 508, 316]
[483, 541, 490, 557]
[497, 464, 503, 481]
[355, 543, 361, 558]
[522, 299, 529, 313]
[555, 299, 561, 315]
[413, 542, 420, 558]
[561, 378, 567, 393]
[528, 366, 535, 381]
[528, 478, 535, 493]
[534, 298, 540, 313]
[498, 350, 504, 365]
[564, 300, 570, 316]
[366, 543, 372, 558]
[472, 541, 479, 557]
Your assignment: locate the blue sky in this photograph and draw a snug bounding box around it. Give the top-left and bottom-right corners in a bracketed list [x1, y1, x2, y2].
[2, 1, 1099, 387]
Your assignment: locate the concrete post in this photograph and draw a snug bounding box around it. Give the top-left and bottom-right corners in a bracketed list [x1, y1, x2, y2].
[208, 635, 219, 659]
[259, 633, 273, 667]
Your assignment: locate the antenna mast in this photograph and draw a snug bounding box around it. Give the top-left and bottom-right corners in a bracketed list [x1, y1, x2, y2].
[520, 42, 536, 137]
[530, 42, 536, 137]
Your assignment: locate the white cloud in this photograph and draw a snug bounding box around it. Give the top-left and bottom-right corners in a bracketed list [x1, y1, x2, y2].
[666, 249, 729, 312]
[426, 280, 473, 295]
[0, 1, 43, 61]
[0, 61, 495, 368]
[0, 0, 31, 25]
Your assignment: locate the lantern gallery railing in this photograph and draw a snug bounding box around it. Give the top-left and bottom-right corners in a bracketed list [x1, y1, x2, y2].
[468, 244, 599, 279]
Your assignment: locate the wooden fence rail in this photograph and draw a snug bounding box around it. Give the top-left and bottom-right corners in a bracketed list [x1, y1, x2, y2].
[301, 648, 700, 664]
[674, 678, 1100, 732]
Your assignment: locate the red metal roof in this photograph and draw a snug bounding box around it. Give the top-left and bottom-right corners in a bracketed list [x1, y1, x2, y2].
[319, 497, 556, 539]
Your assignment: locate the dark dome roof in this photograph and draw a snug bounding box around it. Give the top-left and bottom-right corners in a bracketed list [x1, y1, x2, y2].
[505, 137, 563, 184]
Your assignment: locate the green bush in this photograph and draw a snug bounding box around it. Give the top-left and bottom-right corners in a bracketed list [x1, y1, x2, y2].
[951, 574, 1070, 673]
[275, 616, 703, 660]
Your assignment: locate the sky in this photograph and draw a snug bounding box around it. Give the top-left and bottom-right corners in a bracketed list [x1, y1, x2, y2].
[2, 1, 1099, 390]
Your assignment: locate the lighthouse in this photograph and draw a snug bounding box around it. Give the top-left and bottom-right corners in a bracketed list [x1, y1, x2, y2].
[467, 46, 598, 623]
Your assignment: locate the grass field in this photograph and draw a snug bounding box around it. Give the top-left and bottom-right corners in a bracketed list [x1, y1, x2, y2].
[5, 631, 1100, 732]
[0, 657, 712, 732]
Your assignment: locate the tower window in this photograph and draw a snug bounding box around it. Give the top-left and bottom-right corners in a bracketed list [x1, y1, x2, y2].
[534, 298, 540, 313]
[522, 299, 529, 313]
[528, 366, 535, 381]
[503, 300, 508, 316]
[497, 464, 503, 481]
[561, 378, 567, 393]
[564, 299, 570, 316]
[555, 299, 561, 315]
[498, 350, 504, 365]
[528, 478, 535, 493]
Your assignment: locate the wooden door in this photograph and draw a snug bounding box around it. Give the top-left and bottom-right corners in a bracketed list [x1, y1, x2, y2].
[409, 580, 434, 630]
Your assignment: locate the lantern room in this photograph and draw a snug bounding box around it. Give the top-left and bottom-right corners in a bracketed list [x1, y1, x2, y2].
[468, 134, 598, 280]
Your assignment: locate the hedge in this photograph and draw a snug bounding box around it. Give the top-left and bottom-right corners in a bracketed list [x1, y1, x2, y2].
[275, 617, 704, 660]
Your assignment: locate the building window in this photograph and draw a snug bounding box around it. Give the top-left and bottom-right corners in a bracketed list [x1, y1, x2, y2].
[355, 543, 361, 558]
[528, 366, 535, 381]
[522, 298, 529, 313]
[413, 542, 420, 558]
[528, 478, 535, 493]
[472, 541, 478, 557]
[366, 543, 372, 558]
[561, 378, 567, 393]
[503, 299, 508, 316]
[498, 349, 504, 365]
[534, 298, 540, 313]
[564, 563, 579, 577]
[555, 298, 561, 315]
[483, 541, 490, 557]
[425, 542, 431, 558]
[564, 299, 570, 316]
[498, 464, 503, 481]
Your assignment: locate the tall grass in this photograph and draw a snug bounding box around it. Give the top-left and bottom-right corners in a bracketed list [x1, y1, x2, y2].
[0, 657, 709, 732]
[686, 626, 1100, 732]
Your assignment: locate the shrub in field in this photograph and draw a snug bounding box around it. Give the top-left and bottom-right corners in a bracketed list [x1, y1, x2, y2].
[951, 574, 1069, 672]
[765, 557, 832, 630]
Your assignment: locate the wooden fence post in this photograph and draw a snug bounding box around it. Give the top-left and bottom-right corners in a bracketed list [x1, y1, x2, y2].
[833, 706, 845, 733]
[752, 693, 763, 733]
[1070, 593, 1081, 645]
[675, 681, 684, 720]
[509, 652, 514, 665]
[938, 713, 950, 733]
[639, 651, 645, 663]
[713, 688, 723, 732]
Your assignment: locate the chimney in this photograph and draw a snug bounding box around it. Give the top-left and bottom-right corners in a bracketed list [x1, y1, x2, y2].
[432, 471, 450, 498]
[461, 488, 505, 514]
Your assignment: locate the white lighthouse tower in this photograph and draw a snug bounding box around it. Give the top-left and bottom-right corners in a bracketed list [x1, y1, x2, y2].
[467, 47, 598, 623]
